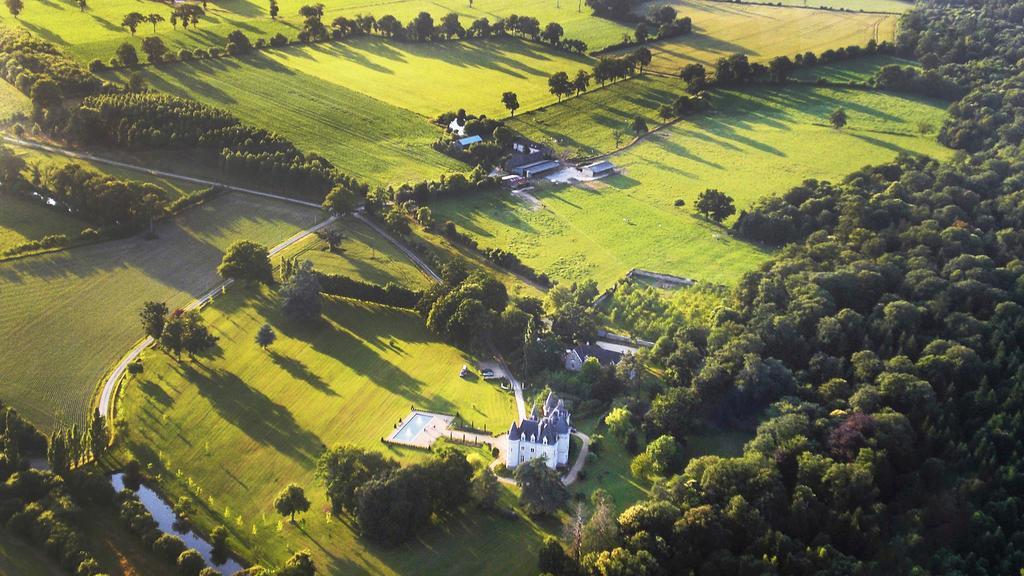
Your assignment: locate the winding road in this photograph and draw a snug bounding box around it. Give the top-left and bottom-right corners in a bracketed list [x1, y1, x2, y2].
[97, 216, 337, 420]
[20, 134, 596, 484]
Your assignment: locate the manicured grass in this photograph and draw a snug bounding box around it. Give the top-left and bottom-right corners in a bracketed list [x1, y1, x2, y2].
[434, 85, 951, 287]
[791, 53, 920, 83]
[624, 0, 899, 74]
[0, 194, 85, 255]
[0, 192, 321, 431]
[118, 285, 540, 574]
[276, 215, 434, 289]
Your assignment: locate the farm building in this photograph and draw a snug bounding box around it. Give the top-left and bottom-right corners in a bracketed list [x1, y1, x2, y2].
[582, 161, 616, 178]
[506, 137, 553, 173]
[512, 160, 561, 178]
[454, 135, 483, 150]
[564, 343, 624, 371]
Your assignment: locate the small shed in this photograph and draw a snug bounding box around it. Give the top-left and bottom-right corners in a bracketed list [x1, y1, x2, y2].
[455, 135, 483, 150]
[582, 161, 615, 178]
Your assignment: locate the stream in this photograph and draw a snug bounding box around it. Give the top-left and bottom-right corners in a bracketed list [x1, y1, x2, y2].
[111, 473, 244, 575]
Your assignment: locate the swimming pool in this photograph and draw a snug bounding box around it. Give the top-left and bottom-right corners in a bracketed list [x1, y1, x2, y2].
[394, 413, 433, 442]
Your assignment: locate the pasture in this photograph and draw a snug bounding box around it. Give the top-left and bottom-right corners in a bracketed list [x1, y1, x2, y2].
[0, 195, 84, 255]
[276, 215, 434, 289]
[434, 84, 951, 287]
[0, 0, 631, 63]
[0, 79, 29, 121]
[101, 38, 591, 184]
[0, 192, 320, 431]
[623, 0, 899, 74]
[118, 285, 538, 574]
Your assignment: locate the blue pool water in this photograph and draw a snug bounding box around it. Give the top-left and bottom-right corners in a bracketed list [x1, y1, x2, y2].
[394, 413, 433, 442]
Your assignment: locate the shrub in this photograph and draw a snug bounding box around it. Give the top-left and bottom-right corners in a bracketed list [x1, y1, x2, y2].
[208, 47, 223, 58]
[193, 48, 209, 59]
[177, 49, 194, 61]
[177, 549, 205, 576]
[269, 33, 288, 47]
[79, 227, 100, 241]
[153, 533, 187, 563]
[88, 59, 106, 72]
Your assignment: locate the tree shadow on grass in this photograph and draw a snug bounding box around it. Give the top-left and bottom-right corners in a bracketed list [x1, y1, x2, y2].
[269, 349, 337, 396]
[180, 362, 323, 464]
[139, 378, 173, 407]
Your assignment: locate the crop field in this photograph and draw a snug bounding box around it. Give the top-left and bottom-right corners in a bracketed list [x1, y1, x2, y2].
[434, 84, 951, 287]
[753, 0, 914, 12]
[0, 0, 631, 63]
[0, 192, 320, 431]
[102, 38, 591, 184]
[624, 0, 898, 74]
[118, 285, 540, 574]
[276, 216, 433, 289]
[0, 533, 63, 576]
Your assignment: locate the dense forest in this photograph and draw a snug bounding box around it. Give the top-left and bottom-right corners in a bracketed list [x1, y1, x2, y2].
[545, 0, 1024, 574]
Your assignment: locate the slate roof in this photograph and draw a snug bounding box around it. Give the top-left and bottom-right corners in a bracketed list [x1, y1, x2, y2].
[574, 344, 623, 366]
[509, 392, 571, 442]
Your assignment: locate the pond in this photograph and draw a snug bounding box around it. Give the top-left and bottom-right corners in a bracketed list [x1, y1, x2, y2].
[111, 473, 244, 575]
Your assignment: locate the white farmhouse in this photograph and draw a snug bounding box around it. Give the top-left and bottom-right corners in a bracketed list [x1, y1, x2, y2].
[506, 392, 571, 470]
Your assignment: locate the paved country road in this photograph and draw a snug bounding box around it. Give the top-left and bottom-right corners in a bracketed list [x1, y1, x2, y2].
[97, 216, 337, 420]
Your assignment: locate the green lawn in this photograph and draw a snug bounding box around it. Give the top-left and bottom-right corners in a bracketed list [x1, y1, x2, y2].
[276, 215, 434, 289]
[0, 194, 85, 255]
[12, 144, 206, 201]
[792, 53, 920, 83]
[118, 285, 543, 574]
[0, 192, 321, 431]
[435, 84, 950, 288]
[0, 0, 631, 63]
[625, 0, 899, 74]
[0, 532, 64, 576]
[101, 38, 592, 184]
[509, 75, 685, 159]
[0, 78, 29, 122]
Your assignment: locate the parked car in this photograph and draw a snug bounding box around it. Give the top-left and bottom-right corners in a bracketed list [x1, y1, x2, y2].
[460, 365, 470, 377]
[481, 368, 495, 379]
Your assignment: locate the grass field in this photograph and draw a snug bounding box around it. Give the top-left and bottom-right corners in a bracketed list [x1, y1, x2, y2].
[0, 79, 29, 122]
[118, 285, 544, 574]
[101, 38, 591, 184]
[436, 84, 951, 287]
[276, 216, 433, 289]
[0, 0, 632, 62]
[625, 0, 899, 74]
[791, 53, 920, 83]
[753, 0, 914, 12]
[0, 532, 64, 576]
[0, 192, 321, 431]
[0, 194, 85, 255]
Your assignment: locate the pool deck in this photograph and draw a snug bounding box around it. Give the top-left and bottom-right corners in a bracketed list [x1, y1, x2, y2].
[386, 411, 456, 448]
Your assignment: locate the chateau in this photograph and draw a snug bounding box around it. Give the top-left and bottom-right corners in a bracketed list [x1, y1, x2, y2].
[506, 392, 572, 470]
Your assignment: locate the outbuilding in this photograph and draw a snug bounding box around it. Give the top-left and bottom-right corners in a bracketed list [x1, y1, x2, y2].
[581, 161, 615, 178]
[454, 135, 483, 150]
